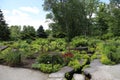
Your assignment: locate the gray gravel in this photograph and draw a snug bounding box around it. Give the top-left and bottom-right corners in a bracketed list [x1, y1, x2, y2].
[0, 65, 49, 80]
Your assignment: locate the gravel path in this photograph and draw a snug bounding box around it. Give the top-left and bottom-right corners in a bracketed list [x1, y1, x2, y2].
[0, 65, 49, 80]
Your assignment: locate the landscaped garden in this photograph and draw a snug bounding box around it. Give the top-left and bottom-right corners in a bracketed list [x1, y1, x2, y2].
[0, 0, 120, 80]
[0, 37, 120, 74]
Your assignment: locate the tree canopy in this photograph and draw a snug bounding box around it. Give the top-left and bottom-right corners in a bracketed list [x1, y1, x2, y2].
[21, 25, 36, 40]
[43, 0, 120, 39]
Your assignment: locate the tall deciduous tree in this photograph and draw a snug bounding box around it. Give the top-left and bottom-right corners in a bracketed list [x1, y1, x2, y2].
[108, 8, 120, 36]
[95, 3, 110, 36]
[43, 0, 89, 41]
[105, 0, 120, 36]
[10, 25, 21, 40]
[21, 25, 36, 39]
[84, 0, 99, 35]
[0, 9, 10, 41]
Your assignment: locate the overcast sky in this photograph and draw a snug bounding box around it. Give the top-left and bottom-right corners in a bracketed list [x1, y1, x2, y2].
[0, 0, 109, 30]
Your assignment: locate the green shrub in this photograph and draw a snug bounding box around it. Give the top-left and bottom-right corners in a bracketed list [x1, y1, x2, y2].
[4, 50, 21, 66]
[31, 38, 49, 52]
[22, 47, 35, 59]
[73, 51, 81, 60]
[99, 41, 120, 64]
[11, 41, 29, 49]
[30, 43, 40, 52]
[0, 51, 4, 63]
[37, 54, 64, 65]
[107, 47, 120, 64]
[52, 55, 64, 65]
[71, 37, 88, 47]
[33, 54, 63, 73]
[54, 39, 66, 51]
[88, 39, 101, 47]
[32, 63, 62, 73]
[91, 53, 98, 61]
[88, 47, 95, 52]
[48, 39, 66, 51]
[81, 59, 88, 66]
[68, 59, 81, 71]
[101, 33, 113, 40]
[81, 51, 87, 54]
[82, 54, 90, 59]
[26, 39, 33, 44]
[100, 54, 113, 65]
[37, 54, 52, 64]
[82, 65, 90, 71]
[32, 63, 40, 69]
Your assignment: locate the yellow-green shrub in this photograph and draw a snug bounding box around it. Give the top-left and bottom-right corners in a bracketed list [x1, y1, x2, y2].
[100, 54, 113, 65]
[68, 59, 81, 71]
[32, 63, 62, 73]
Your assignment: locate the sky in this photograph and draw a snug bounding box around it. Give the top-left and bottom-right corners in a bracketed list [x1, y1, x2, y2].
[0, 0, 109, 30]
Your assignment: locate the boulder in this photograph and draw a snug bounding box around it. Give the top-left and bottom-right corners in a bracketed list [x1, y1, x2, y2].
[49, 66, 73, 79]
[73, 74, 85, 80]
[0, 65, 48, 80]
[49, 73, 65, 78]
[47, 77, 66, 80]
[0, 46, 8, 51]
[83, 59, 120, 80]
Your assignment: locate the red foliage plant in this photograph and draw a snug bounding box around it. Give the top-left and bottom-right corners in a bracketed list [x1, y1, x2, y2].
[62, 52, 74, 58]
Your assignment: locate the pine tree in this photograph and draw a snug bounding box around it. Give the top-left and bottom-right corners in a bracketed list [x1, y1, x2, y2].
[37, 25, 47, 38]
[0, 9, 10, 40]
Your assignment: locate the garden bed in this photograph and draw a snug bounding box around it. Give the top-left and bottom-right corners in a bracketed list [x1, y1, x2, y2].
[0, 37, 120, 80]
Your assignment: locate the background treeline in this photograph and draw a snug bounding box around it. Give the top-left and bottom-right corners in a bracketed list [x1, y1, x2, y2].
[0, 9, 48, 41]
[0, 0, 120, 41]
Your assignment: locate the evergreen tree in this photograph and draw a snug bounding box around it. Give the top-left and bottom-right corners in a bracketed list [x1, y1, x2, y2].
[37, 25, 47, 38]
[0, 9, 10, 40]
